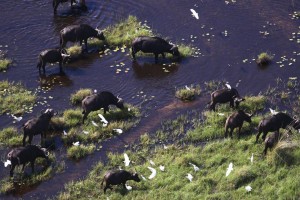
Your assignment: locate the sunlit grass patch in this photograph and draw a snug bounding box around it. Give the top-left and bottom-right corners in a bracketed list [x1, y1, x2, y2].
[70, 88, 92, 106]
[0, 127, 22, 147]
[175, 84, 201, 101]
[66, 45, 82, 57]
[0, 153, 64, 195]
[256, 52, 273, 66]
[0, 58, 12, 72]
[67, 144, 96, 160]
[0, 80, 36, 115]
[239, 95, 267, 112]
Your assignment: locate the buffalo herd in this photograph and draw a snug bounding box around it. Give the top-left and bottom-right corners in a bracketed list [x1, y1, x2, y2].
[3, 0, 300, 195]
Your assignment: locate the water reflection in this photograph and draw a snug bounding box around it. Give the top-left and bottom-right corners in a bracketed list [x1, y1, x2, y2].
[132, 61, 179, 79]
[39, 72, 73, 89]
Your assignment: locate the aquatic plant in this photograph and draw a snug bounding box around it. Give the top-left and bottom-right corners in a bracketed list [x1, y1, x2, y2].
[256, 52, 273, 66]
[175, 84, 201, 101]
[70, 88, 93, 106]
[0, 58, 12, 72]
[0, 81, 36, 115]
[67, 144, 96, 160]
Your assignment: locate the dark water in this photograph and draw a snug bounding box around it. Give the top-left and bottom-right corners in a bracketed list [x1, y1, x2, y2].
[0, 0, 299, 199]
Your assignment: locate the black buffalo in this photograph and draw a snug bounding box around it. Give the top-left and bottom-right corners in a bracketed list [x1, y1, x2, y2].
[23, 109, 55, 146]
[101, 170, 141, 193]
[82, 91, 124, 123]
[256, 112, 300, 143]
[208, 88, 245, 111]
[7, 145, 49, 177]
[37, 49, 70, 74]
[225, 110, 252, 138]
[131, 36, 180, 63]
[60, 24, 105, 50]
[53, 0, 87, 14]
[264, 131, 280, 155]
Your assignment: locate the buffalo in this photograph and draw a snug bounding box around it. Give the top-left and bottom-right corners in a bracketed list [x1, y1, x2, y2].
[256, 112, 300, 143]
[208, 88, 245, 111]
[263, 131, 280, 155]
[37, 48, 70, 74]
[225, 110, 252, 138]
[82, 91, 124, 123]
[7, 145, 49, 177]
[53, 0, 87, 14]
[101, 170, 141, 193]
[60, 24, 105, 50]
[131, 36, 180, 63]
[23, 109, 55, 146]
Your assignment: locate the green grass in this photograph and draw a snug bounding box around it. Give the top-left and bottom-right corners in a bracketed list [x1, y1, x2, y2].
[175, 85, 201, 101]
[0, 58, 12, 72]
[58, 135, 300, 199]
[256, 52, 273, 66]
[67, 144, 96, 160]
[0, 127, 22, 147]
[0, 81, 36, 115]
[70, 88, 92, 106]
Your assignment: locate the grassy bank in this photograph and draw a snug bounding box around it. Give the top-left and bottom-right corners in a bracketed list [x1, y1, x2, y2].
[67, 15, 195, 58]
[0, 58, 12, 72]
[0, 81, 36, 115]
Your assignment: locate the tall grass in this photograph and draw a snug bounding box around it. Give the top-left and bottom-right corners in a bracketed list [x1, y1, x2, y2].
[0, 81, 36, 115]
[0, 58, 12, 71]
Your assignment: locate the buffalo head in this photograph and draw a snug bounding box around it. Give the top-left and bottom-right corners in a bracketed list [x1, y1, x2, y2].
[95, 28, 105, 41]
[116, 96, 125, 110]
[170, 46, 180, 57]
[131, 172, 141, 182]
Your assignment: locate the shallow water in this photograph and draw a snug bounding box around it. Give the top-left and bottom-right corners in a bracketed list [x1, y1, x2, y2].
[0, 0, 299, 199]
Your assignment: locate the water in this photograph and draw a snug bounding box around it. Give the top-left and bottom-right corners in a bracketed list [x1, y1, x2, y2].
[0, 0, 299, 199]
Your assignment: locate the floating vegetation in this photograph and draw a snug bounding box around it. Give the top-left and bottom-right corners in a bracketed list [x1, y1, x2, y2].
[70, 88, 93, 106]
[67, 144, 96, 160]
[0, 81, 36, 115]
[256, 52, 273, 66]
[0, 50, 12, 72]
[175, 84, 201, 101]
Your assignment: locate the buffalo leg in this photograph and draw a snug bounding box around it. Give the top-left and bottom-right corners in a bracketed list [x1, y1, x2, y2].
[262, 132, 268, 141]
[84, 39, 88, 50]
[256, 131, 262, 143]
[131, 48, 136, 60]
[229, 100, 234, 108]
[229, 128, 234, 138]
[23, 134, 27, 146]
[104, 106, 109, 114]
[161, 53, 165, 59]
[31, 161, 35, 173]
[28, 134, 34, 145]
[225, 127, 229, 138]
[10, 164, 16, 177]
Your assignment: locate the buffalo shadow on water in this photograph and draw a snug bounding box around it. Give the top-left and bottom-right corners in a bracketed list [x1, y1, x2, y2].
[132, 61, 179, 79]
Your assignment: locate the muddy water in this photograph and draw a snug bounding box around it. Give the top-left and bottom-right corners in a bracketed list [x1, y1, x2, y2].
[0, 0, 299, 199]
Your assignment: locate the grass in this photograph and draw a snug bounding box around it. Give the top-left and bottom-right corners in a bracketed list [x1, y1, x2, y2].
[67, 144, 96, 160]
[67, 15, 195, 58]
[0, 127, 22, 147]
[175, 84, 201, 101]
[70, 88, 92, 106]
[0, 58, 12, 72]
[0, 153, 65, 194]
[256, 52, 273, 66]
[0, 80, 36, 115]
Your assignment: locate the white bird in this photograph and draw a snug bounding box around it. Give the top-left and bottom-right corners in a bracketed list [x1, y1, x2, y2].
[189, 162, 200, 172]
[163, 144, 168, 149]
[148, 167, 157, 179]
[245, 185, 252, 192]
[92, 121, 99, 127]
[103, 123, 108, 127]
[12, 114, 22, 122]
[141, 175, 147, 180]
[125, 184, 132, 191]
[185, 85, 191, 90]
[63, 130, 68, 136]
[217, 113, 225, 116]
[98, 114, 108, 124]
[226, 162, 233, 177]
[83, 130, 89, 135]
[149, 160, 155, 166]
[113, 129, 123, 134]
[128, 108, 131, 112]
[250, 153, 253, 164]
[225, 83, 231, 90]
[4, 160, 11, 167]
[94, 89, 97, 93]
[73, 141, 80, 146]
[190, 9, 199, 19]
[186, 173, 193, 182]
[269, 108, 279, 115]
[123, 153, 130, 166]
[159, 165, 165, 171]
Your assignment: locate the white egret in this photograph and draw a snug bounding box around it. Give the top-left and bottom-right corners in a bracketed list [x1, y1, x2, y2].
[73, 141, 80, 146]
[92, 121, 99, 127]
[226, 162, 233, 177]
[4, 160, 11, 167]
[190, 9, 199, 19]
[159, 165, 165, 171]
[245, 185, 252, 192]
[148, 167, 157, 179]
[189, 162, 200, 172]
[124, 153, 130, 166]
[186, 173, 193, 182]
[98, 114, 108, 124]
